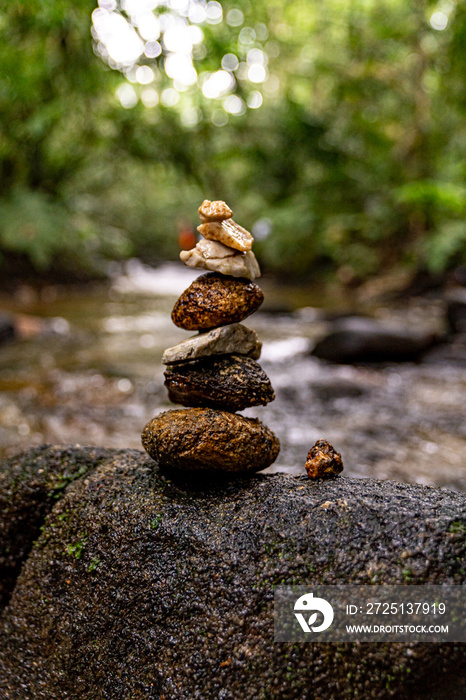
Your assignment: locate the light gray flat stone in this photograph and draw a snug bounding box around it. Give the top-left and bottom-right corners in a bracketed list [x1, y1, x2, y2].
[180, 240, 261, 280]
[162, 323, 262, 364]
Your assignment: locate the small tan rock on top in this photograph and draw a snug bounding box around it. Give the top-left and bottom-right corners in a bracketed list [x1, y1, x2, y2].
[198, 199, 233, 222]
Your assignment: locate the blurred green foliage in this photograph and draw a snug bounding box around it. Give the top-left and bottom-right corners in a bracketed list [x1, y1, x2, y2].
[0, 0, 465, 282]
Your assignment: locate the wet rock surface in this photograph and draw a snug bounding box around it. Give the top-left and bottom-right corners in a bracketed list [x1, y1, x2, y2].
[164, 354, 275, 411]
[0, 445, 465, 700]
[171, 272, 264, 331]
[142, 408, 280, 472]
[162, 323, 262, 364]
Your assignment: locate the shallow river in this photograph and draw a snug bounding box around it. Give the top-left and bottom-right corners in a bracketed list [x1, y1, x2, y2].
[1, 262, 465, 491]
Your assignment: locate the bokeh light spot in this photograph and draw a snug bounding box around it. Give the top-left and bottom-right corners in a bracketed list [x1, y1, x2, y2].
[202, 70, 235, 99]
[188, 3, 207, 24]
[92, 9, 144, 66]
[116, 83, 138, 108]
[224, 94, 246, 115]
[247, 90, 263, 109]
[247, 48, 266, 66]
[189, 25, 204, 44]
[122, 0, 158, 15]
[181, 106, 201, 127]
[135, 12, 160, 41]
[141, 87, 159, 107]
[144, 40, 162, 58]
[161, 87, 180, 106]
[226, 8, 244, 27]
[239, 27, 256, 45]
[430, 11, 448, 30]
[222, 53, 239, 71]
[163, 24, 193, 53]
[248, 63, 266, 83]
[165, 53, 197, 85]
[212, 109, 229, 126]
[136, 65, 154, 83]
[206, 1, 223, 24]
[98, 0, 117, 10]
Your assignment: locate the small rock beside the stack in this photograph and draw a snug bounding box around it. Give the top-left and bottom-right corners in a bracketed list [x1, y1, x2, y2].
[305, 439, 344, 479]
[171, 272, 264, 331]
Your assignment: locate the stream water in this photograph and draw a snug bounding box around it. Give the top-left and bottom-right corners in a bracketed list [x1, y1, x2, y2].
[1, 261, 465, 491]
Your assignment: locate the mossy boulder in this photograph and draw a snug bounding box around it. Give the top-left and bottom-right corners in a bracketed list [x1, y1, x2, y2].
[0, 445, 465, 699]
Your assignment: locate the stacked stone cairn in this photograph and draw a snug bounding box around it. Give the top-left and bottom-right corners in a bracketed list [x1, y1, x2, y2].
[142, 200, 280, 474]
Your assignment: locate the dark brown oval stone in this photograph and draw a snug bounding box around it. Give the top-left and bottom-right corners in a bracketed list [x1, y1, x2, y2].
[141, 408, 280, 472]
[171, 272, 264, 331]
[164, 354, 275, 411]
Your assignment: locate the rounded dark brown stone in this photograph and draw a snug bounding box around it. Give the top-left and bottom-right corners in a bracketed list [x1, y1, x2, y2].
[141, 408, 280, 472]
[171, 272, 264, 331]
[164, 354, 275, 411]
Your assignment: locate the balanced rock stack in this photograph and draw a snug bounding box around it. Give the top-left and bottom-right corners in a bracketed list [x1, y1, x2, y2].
[142, 200, 280, 474]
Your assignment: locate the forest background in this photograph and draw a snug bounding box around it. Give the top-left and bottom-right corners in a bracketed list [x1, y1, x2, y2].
[1, 0, 465, 286]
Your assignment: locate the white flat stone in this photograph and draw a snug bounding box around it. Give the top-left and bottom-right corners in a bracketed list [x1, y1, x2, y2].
[180, 240, 261, 280]
[162, 323, 262, 364]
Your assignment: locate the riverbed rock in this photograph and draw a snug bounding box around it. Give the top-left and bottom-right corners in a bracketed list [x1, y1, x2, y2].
[162, 323, 262, 364]
[164, 354, 275, 411]
[0, 313, 15, 345]
[312, 317, 438, 363]
[142, 408, 280, 472]
[198, 219, 253, 252]
[171, 272, 264, 331]
[0, 445, 465, 699]
[446, 290, 466, 334]
[180, 239, 261, 279]
[305, 438, 344, 479]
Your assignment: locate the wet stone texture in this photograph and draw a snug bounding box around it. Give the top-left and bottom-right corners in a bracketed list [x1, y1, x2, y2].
[171, 272, 264, 331]
[0, 445, 465, 700]
[164, 354, 275, 411]
[305, 439, 344, 479]
[142, 408, 279, 472]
